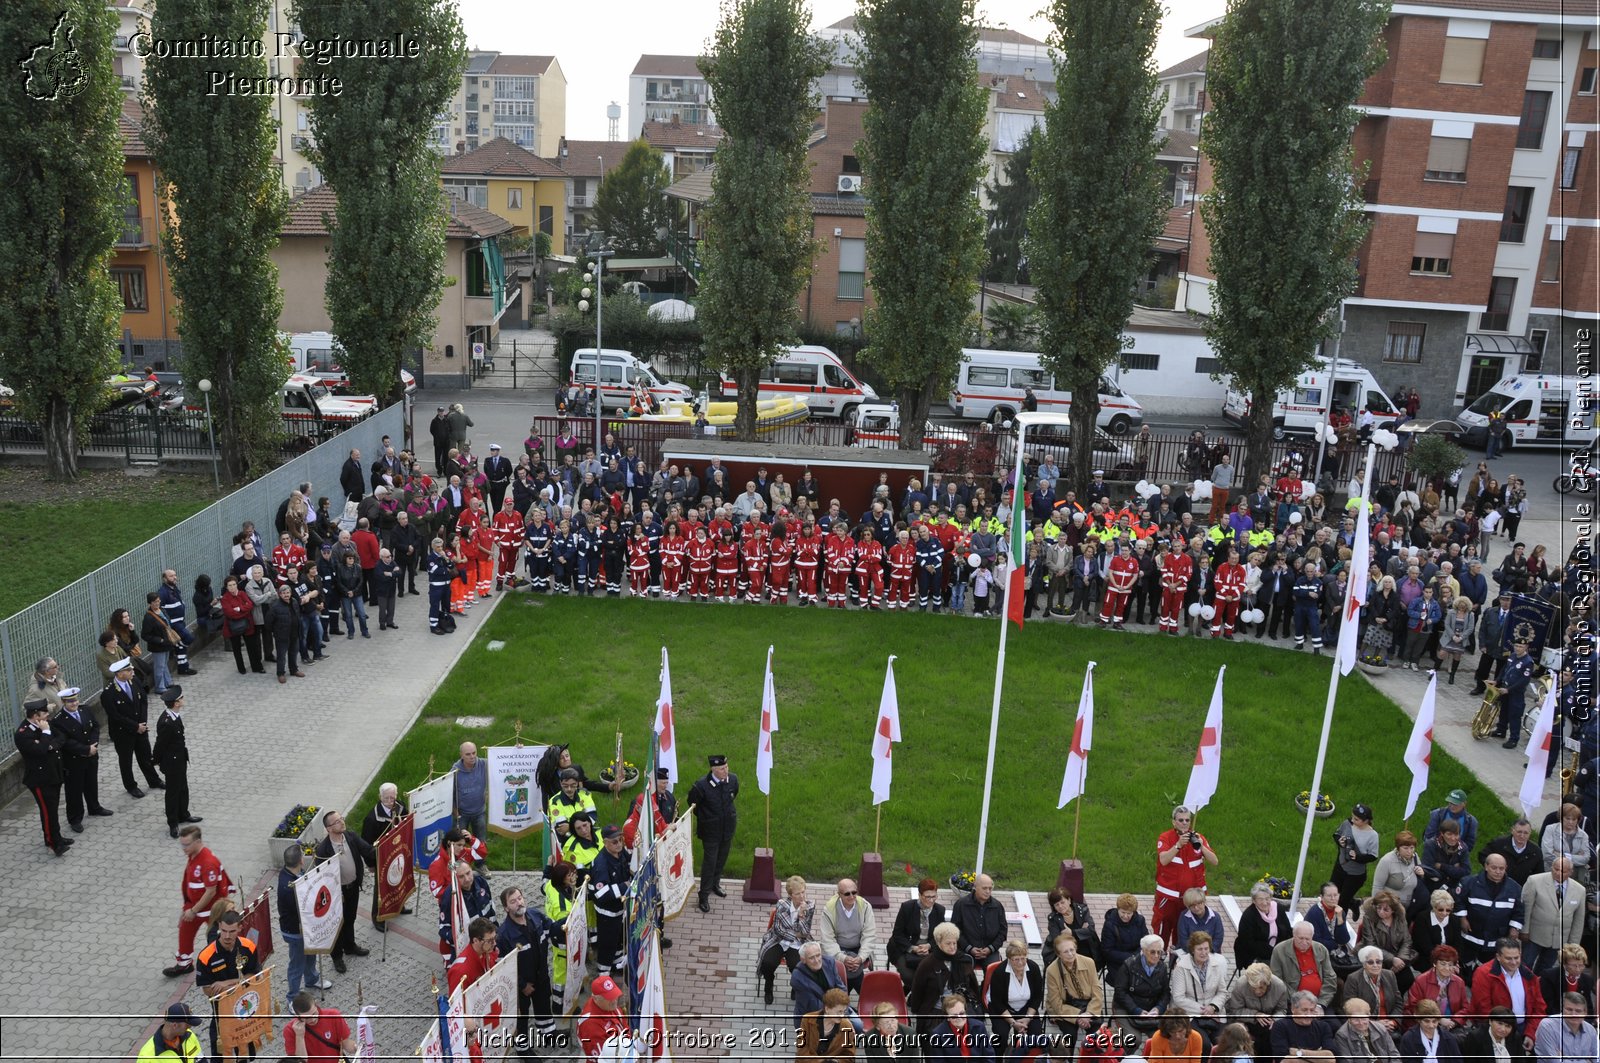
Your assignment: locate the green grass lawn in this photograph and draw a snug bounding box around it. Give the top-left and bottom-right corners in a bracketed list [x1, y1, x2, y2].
[360, 597, 1512, 895]
[0, 472, 217, 619]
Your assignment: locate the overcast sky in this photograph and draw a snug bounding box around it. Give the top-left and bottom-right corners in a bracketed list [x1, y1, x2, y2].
[459, 0, 1226, 142]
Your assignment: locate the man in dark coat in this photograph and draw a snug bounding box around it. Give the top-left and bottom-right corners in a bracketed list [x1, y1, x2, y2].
[889, 879, 947, 988]
[152, 685, 199, 838]
[53, 687, 113, 832]
[339, 448, 365, 503]
[101, 657, 164, 797]
[314, 809, 377, 974]
[15, 698, 69, 854]
[687, 754, 738, 913]
[951, 874, 1007, 966]
[430, 406, 453, 475]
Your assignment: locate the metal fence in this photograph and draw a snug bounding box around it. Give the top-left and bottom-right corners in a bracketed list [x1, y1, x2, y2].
[0, 404, 404, 722]
[0, 407, 367, 463]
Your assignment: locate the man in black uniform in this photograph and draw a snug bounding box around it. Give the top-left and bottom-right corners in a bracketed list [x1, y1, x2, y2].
[498, 885, 555, 1055]
[589, 825, 633, 976]
[484, 443, 514, 513]
[14, 698, 70, 855]
[688, 754, 738, 913]
[430, 405, 453, 476]
[53, 687, 113, 832]
[102, 657, 164, 798]
[152, 685, 200, 838]
[1495, 640, 1536, 749]
[195, 910, 262, 1061]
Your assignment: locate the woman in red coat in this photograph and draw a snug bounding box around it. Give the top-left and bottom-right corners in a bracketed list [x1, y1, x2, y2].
[219, 575, 263, 674]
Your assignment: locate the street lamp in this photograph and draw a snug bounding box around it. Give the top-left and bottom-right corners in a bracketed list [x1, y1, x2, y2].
[197, 378, 219, 490]
[585, 231, 614, 447]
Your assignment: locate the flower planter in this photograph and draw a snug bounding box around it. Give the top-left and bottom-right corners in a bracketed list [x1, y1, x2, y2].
[1357, 661, 1388, 678]
[599, 768, 640, 789]
[949, 873, 975, 895]
[1294, 796, 1336, 819]
[267, 804, 324, 868]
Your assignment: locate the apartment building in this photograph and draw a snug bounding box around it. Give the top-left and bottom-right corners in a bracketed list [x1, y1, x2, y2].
[547, 139, 631, 243]
[628, 55, 714, 135]
[440, 53, 567, 157]
[981, 75, 1052, 208]
[817, 16, 1055, 99]
[799, 100, 872, 335]
[640, 119, 723, 180]
[1157, 49, 1208, 133]
[113, 97, 179, 367]
[440, 138, 569, 255]
[1179, 0, 1599, 412]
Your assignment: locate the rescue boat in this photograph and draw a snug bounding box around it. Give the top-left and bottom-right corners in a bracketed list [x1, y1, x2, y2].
[637, 396, 809, 431]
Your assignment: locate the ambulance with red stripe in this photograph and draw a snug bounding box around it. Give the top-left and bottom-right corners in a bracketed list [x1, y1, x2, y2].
[947, 349, 1144, 434]
[714, 345, 877, 419]
[1460, 373, 1595, 450]
[1222, 359, 1399, 441]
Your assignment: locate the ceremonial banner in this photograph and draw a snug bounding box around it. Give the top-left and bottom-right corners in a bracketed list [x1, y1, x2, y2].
[1520, 681, 1559, 814]
[869, 655, 900, 805]
[562, 887, 590, 1015]
[420, 1015, 444, 1063]
[355, 1004, 379, 1062]
[410, 771, 457, 871]
[465, 947, 522, 1057]
[447, 987, 470, 1062]
[1005, 488, 1027, 628]
[655, 811, 694, 919]
[1502, 593, 1558, 658]
[1057, 662, 1096, 810]
[487, 745, 548, 838]
[215, 966, 273, 1055]
[1336, 498, 1370, 675]
[238, 890, 275, 964]
[755, 645, 778, 795]
[655, 647, 678, 784]
[294, 855, 343, 954]
[634, 934, 674, 1062]
[376, 814, 416, 922]
[626, 848, 661, 1024]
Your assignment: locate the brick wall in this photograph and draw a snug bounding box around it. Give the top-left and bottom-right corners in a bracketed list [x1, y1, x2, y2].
[1344, 305, 1471, 414]
[801, 211, 871, 332]
[1357, 213, 1500, 305]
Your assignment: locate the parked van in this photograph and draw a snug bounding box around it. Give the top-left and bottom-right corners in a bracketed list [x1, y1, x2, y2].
[1459, 373, 1597, 449]
[850, 404, 1137, 474]
[1221, 359, 1400, 440]
[286, 331, 417, 395]
[281, 373, 376, 428]
[714, 345, 878, 419]
[946, 349, 1145, 434]
[569, 347, 695, 412]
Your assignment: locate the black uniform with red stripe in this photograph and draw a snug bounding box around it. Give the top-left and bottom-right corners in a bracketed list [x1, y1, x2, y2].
[14, 716, 66, 851]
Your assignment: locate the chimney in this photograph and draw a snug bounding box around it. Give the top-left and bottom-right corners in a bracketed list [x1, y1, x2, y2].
[670, 113, 680, 126]
[1023, 67, 1033, 81]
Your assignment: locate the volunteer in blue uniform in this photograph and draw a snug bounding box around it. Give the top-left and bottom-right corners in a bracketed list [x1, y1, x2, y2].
[1495, 641, 1536, 749]
[589, 824, 633, 976]
[427, 537, 455, 634]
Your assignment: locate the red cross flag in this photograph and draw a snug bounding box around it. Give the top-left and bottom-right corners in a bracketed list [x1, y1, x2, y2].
[870, 656, 901, 806]
[755, 646, 778, 795]
[1057, 662, 1096, 809]
[1403, 673, 1436, 820]
[1519, 680, 1559, 815]
[1183, 666, 1225, 812]
[656, 810, 695, 919]
[464, 947, 520, 1052]
[1336, 497, 1370, 675]
[654, 647, 677, 785]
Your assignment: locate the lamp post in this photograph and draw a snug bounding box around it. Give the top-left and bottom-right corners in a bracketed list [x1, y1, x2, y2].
[197, 378, 219, 489]
[585, 231, 614, 448]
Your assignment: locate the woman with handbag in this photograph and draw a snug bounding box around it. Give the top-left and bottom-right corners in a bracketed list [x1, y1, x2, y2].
[1438, 598, 1475, 685]
[219, 575, 263, 675]
[1044, 932, 1103, 1055]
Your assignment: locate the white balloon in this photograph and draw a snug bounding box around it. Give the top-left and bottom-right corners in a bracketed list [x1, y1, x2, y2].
[1188, 603, 1203, 618]
[1372, 428, 1399, 451]
[1298, 482, 1315, 501]
[1201, 605, 1216, 620]
[1289, 511, 1303, 525]
[968, 552, 982, 568]
[1191, 480, 1213, 502]
[1249, 609, 1265, 624]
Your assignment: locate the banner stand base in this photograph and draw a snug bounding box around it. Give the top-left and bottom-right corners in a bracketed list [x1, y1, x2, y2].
[1056, 859, 1085, 904]
[742, 847, 780, 903]
[858, 852, 890, 909]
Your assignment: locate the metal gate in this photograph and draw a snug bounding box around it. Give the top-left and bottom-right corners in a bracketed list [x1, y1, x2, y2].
[467, 334, 564, 390]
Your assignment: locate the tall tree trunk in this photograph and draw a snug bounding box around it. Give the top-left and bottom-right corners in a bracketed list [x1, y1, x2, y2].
[1242, 383, 1276, 489]
[1068, 378, 1100, 497]
[735, 365, 759, 441]
[897, 381, 936, 451]
[41, 397, 78, 482]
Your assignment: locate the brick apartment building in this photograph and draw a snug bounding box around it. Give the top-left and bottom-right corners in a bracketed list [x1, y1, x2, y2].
[799, 99, 873, 335]
[1179, 0, 1599, 414]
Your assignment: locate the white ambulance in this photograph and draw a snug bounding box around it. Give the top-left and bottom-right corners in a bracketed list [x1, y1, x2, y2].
[286, 331, 417, 395]
[1221, 359, 1401, 441]
[1459, 374, 1596, 449]
[714, 345, 878, 419]
[569, 347, 695, 412]
[946, 349, 1145, 434]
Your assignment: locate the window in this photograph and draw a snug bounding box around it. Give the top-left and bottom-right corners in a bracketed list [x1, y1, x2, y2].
[538, 205, 553, 236]
[1539, 240, 1562, 282]
[507, 188, 522, 210]
[1424, 136, 1470, 181]
[967, 366, 1009, 387]
[1383, 322, 1426, 364]
[1500, 187, 1534, 242]
[1561, 146, 1582, 189]
[120, 174, 142, 244]
[1516, 90, 1551, 149]
[1293, 387, 1324, 406]
[834, 321, 855, 337]
[1412, 230, 1454, 274]
[1482, 276, 1516, 331]
[110, 266, 146, 311]
[824, 365, 853, 389]
[769, 363, 816, 386]
[1439, 36, 1487, 84]
[466, 245, 489, 296]
[1194, 357, 1219, 375]
[573, 178, 587, 198]
[599, 361, 624, 384]
[1582, 67, 1598, 94]
[842, 154, 860, 174]
[1531, 38, 1560, 60]
[1010, 368, 1050, 389]
[1528, 329, 1548, 371]
[1120, 352, 1160, 372]
[837, 237, 865, 300]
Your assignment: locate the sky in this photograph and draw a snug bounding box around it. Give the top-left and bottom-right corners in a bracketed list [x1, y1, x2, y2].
[459, 0, 1227, 142]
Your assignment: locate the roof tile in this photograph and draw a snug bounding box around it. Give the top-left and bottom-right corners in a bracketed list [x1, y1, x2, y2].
[283, 185, 514, 240]
[440, 137, 568, 179]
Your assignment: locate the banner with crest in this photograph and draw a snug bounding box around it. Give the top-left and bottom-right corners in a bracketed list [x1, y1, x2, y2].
[488, 744, 548, 838]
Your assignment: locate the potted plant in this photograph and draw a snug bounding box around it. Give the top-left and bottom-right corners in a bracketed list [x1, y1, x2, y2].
[1260, 875, 1293, 901]
[1357, 651, 1389, 677]
[949, 870, 976, 894]
[267, 803, 323, 867]
[599, 758, 640, 788]
[1294, 790, 1336, 818]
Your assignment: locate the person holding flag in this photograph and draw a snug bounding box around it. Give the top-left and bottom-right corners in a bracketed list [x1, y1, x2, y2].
[577, 974, 632, 1063]
[498, 885, 558, 1052]
[283, 990, 357, 1061]
[623, 768, 676, 850]
[448, 916, 503, 1063]
[591, 825, 633, 977]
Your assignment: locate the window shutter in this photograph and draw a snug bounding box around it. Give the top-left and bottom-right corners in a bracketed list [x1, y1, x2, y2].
[1426, 137, 1470, 175]
[1413, 232, 1454, 260]
[1440, 37, 1487, 84]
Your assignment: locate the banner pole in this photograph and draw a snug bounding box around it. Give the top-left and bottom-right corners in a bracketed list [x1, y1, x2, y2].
[1071, 768, 1084, 859]
[764, 792, 771, 851]
[874, 804, 881, 855]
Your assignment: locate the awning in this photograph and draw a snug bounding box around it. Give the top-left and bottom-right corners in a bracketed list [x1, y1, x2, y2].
[1464, 334, 1534, 355]
[606, 256, 677, 271]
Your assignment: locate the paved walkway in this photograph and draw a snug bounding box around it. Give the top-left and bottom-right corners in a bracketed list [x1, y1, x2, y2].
[0, 519, 1574, 1060]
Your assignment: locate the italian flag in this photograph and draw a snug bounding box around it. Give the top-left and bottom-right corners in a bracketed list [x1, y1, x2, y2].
[1006, 486, 1027, 629]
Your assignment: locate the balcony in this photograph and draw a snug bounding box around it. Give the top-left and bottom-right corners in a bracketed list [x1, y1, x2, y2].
[1172, 91, 1205, 114]
[118, 73, 137, 90]
[568, 192, 595, 208]
[290, 134, 313, 152]
[117, 217, 152, 248]
[113, 34, 130, 50]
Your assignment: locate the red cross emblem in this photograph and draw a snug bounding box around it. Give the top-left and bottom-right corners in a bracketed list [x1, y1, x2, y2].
[670, 852, 685, 878]
[1193, 726, 1217, 766]
[658, 701, 673, 751]
[1069, 715, 1087, 758]
[482, 998, 504, 1030]
[877, 716, 893, 759]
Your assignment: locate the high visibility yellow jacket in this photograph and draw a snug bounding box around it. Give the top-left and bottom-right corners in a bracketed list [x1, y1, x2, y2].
[136, 1030, 203, 1062]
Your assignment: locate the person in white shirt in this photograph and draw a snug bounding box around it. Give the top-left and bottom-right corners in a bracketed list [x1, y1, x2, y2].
[1532, 993, 1599, 1063]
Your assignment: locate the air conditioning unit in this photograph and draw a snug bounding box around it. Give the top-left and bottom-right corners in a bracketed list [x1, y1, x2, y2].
[291, 135, 311, 151]
[837, 175, 862, 194]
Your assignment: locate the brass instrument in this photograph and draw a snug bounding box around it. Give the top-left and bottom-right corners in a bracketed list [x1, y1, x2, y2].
[1470, 674, 1555, 740]
[1561, 749, 1581, 795]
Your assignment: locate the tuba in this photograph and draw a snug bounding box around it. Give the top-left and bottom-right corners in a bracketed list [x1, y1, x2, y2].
[1471, 682, 1503, 739]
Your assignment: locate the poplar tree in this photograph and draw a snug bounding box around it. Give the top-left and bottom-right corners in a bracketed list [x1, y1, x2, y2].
[294, 0, 466, 404]
[144, 0, 289, 480]
[0, 1, 123, 480]
[1029, 0, 1166, 489]
[697, 0, 830, 440]
[1202, 0, 1388, 486]
[593, 140, 674, 257]
[855, 0, 988, 449]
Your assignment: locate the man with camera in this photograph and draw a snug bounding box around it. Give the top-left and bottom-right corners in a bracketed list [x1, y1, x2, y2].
[1154, 805, 1218, 946]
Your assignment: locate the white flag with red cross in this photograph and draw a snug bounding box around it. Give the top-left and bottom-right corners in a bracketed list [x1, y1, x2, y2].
[655, 809, 695, 919]
[1183, 667, 1225, 812]
[1336, 497, 1370, 675]
[870, 656, 901, 805]
[755, 646, 778, 795]
[1519, 681, 1559, 815]
[1058, 662, 1096, 809]
[654, 647, 677, 785]
[465, 947, 521, 1057]
[1403, 674, 1436, 820]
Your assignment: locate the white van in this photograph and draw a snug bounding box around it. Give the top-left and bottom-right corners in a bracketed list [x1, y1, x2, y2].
[946, 349, 1145, 434]
[714, 345, 878, 419]
[1459, 374, 1597, 449]
[1221, 359, 1400, 441]
[569, 347, 695, 412]
[285, 331, 416, 395]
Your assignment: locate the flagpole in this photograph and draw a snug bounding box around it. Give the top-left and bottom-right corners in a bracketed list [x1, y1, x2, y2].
[1070, 759, 1084, 858]
[977, 419, 1032, 875]
[765, 793, 771, 851]
[1289, 441, 1375, 911]
[874, 805, 882, 854]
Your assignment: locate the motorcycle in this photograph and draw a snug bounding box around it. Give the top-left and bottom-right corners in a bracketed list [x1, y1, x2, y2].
[1554, 466, 1597, 494]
